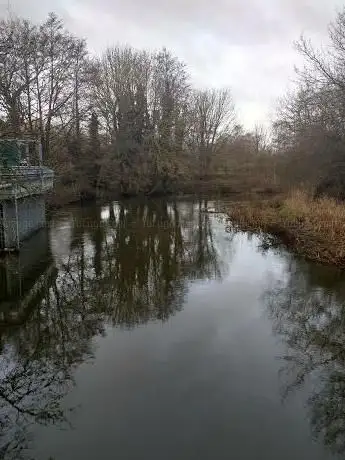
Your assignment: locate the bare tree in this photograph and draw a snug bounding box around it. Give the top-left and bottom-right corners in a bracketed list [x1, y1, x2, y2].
[252, 123, 269, 154]
[271, 8, 345, 195]
[0, 12, 243, 199]
[0, 18, 37, 133]
[191, 88, 236, 175]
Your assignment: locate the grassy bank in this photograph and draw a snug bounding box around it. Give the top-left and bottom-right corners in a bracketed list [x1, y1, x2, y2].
[228, 190, 345, 268]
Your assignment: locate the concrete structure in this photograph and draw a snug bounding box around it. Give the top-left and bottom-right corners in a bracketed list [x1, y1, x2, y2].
[0, 140, 54, 251]
[0, 227, 56, 326]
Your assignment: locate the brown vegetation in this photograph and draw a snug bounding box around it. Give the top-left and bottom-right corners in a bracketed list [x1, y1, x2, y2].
[228, 190, 345, 267]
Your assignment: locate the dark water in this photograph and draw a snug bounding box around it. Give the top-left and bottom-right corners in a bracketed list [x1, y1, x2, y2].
[1, 198, 345, 460]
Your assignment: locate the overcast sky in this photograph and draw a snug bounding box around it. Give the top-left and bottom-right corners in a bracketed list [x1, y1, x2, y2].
[0, 0, 344, 129]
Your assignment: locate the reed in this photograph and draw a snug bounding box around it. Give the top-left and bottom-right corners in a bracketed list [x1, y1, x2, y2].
[228, 189, 345, 267]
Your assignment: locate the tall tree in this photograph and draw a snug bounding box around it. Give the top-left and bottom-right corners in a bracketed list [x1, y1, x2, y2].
[191, 88, 236, 175]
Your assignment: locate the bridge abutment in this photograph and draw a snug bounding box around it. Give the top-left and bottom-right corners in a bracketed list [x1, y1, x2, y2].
[1, 195, 46, 250]
[0, 166, 54, 251]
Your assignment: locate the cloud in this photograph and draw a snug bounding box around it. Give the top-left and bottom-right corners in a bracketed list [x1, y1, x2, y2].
[0, 0, 70, 23]
[73, 0, 341, 46]
[1, 0, 344, 128]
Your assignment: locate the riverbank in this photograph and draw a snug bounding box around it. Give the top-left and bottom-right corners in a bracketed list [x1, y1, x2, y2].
[46, 173, 281, 209]
[227, 190, 345, 268]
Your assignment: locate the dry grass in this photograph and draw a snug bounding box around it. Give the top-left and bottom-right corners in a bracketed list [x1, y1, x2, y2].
[228, 189, 345, 267]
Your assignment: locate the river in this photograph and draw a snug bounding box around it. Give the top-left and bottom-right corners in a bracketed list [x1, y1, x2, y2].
[1, 198, 345, 460]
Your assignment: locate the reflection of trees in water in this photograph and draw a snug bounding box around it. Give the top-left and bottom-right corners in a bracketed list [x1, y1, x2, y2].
[1, 341, 72, 460]
[60, 199, 226, 328]
[94, 199, 225, 326]
[0, 262, 104, 460]
[0, 198, 227, 459]
[265, 257, 345, 455]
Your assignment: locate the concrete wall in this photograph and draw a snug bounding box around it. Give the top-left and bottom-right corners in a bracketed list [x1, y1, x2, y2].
[1, 195, 46, 249]
[0, 227, 51, 302]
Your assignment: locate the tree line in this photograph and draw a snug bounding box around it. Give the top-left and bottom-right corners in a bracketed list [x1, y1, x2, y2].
[1, 13, 265, 200]
[273, 7, 345, 199]
[4, 9, 345, 201]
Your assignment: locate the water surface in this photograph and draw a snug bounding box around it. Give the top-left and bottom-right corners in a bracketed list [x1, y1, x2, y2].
[1, 198, 345, 460]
